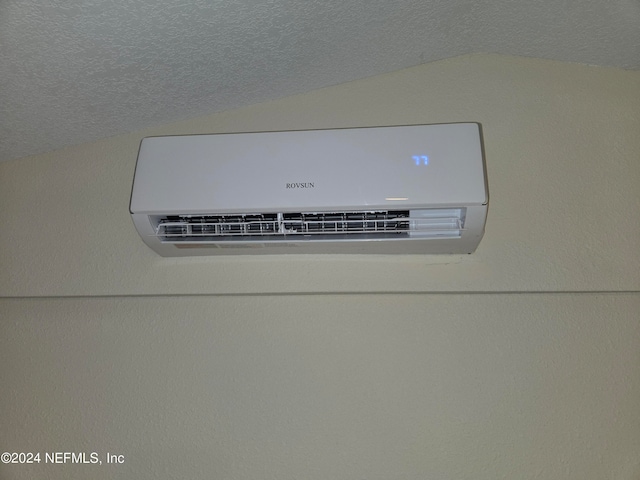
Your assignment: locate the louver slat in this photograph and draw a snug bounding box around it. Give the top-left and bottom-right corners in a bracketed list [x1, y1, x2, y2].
[152, 209, 463, 242]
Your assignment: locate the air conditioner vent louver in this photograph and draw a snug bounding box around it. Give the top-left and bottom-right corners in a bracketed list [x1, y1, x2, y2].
[151, 209, 464, 242]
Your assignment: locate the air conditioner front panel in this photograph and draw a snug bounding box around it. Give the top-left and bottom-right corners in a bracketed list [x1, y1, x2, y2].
[130, 124, 486, 215]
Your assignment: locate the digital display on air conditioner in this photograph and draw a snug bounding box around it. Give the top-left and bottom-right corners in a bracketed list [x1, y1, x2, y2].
[412, 155, 429, 165]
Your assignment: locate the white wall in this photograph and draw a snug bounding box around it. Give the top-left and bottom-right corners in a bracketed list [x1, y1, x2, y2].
[0, 54, 638, 296]
[1, 54, 639, 480]
[2, 294, 639, 480]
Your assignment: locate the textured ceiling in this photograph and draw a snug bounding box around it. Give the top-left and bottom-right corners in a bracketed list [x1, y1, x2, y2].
[1, 0, 639, 163]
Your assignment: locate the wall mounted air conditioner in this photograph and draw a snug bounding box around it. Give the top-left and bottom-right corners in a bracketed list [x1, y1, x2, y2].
[130, 123, 488, 256]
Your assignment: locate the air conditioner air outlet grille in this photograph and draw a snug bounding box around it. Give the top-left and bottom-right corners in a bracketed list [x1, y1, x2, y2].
[151, 209, 464, 242]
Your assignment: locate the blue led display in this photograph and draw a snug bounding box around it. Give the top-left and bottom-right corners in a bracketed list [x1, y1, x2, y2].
[413, 155, 429, 165]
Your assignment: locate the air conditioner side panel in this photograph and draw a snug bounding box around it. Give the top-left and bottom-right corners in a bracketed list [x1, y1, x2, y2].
[131, 213, 164, 254]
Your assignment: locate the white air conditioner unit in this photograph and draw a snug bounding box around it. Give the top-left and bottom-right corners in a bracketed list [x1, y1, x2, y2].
[130, 123, 488, 256]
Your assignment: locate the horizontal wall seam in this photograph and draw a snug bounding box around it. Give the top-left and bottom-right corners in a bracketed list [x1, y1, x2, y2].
[1, 290, 639, 300]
